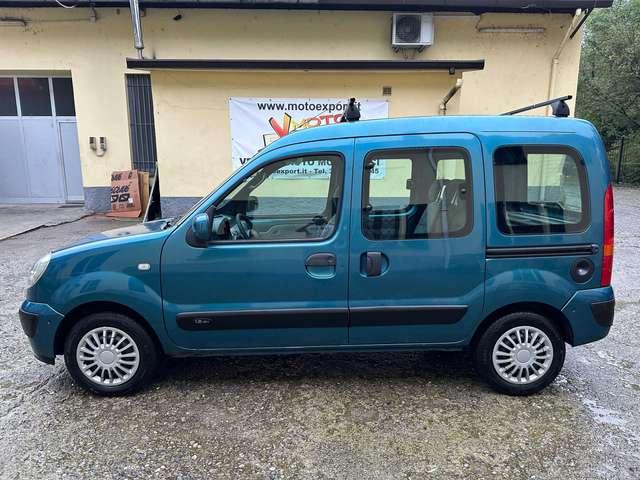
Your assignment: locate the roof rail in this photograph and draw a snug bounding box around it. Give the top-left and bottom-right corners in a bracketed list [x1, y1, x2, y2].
[501, 95, 572, 117]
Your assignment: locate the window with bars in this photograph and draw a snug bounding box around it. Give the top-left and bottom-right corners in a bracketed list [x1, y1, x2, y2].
[126, 74, 158, 175]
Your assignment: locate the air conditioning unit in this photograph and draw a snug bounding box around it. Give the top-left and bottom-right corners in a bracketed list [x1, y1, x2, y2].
[392, 13, 434, 50]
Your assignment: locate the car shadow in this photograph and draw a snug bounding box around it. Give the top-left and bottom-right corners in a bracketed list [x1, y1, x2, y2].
[155, 350, 481, 389]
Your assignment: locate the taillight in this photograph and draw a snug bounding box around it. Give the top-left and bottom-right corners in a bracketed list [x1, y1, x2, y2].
[601, 184, 614, 286]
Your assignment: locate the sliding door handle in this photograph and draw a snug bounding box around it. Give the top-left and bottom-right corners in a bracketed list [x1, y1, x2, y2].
[364, 251, 383, 277]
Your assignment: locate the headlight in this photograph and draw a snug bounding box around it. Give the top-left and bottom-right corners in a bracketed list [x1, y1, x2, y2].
[27, 253, 51, 288]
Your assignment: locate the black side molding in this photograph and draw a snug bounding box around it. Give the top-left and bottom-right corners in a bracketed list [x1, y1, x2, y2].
[486, 244, 599, 259]
[177, 308, 348, 331]
[350, 305, 467, 326]
[176, 305, 468, 331]
[590, 299, 615, 327]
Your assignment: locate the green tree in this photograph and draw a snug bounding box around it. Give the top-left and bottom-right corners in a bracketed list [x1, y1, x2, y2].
[576, 0, 640, 148]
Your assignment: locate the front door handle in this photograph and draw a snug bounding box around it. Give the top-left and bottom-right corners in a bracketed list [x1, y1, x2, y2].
[305, 253, 336, 267]
[364, 251, 383, 277]
[305, 253, 337, 279]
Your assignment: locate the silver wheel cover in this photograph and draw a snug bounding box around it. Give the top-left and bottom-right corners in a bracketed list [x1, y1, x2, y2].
[76, 327, 140, 386]
[492, 326, 554, 385]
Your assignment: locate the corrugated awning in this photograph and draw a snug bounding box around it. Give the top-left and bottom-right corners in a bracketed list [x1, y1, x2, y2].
[126, 58, 485, 72]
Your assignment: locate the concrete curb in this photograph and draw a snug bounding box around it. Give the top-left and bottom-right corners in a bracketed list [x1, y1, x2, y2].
[0, 210, 94, 242]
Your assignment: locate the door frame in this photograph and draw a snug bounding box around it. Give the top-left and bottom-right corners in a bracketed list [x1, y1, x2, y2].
[160, 138, 355, 351]
[56, 118, 84, 203]
[347, 133, 487, 346]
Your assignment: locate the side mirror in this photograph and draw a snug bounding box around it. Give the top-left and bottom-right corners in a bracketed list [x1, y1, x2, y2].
[247, 196, 259, 213]
[192, 213, 210, 242]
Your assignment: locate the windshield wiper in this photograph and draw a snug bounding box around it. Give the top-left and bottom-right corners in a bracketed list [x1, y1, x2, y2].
[161, 216, 181, 229]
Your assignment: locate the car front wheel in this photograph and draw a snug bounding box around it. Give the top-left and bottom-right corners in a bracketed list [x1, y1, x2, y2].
[474, 312, 566, 396]
[64, 312, 159, 396]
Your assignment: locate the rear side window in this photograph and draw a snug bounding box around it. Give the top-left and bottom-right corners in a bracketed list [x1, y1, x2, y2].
[362, 148, 472, 240]
[493, 146, 589, 234]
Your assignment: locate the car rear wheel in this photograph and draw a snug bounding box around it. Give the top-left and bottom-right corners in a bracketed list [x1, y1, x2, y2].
[474, 312, 566, 396]
[64, 312, 159, 396]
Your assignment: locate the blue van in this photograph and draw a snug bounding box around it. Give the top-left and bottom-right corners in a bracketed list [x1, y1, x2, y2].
[19, 115, 615, 396]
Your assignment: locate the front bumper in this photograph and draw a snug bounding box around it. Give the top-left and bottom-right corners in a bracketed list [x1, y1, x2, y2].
[18, 301, 65, 365]
[562, 286, 615, 346]
[19, 309, 39, 338]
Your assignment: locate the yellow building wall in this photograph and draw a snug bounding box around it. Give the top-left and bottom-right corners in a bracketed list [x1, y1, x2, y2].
[0, 7, 583, 198]
[151, 70, 457, 196]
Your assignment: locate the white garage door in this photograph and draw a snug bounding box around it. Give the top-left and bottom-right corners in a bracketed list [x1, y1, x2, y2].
[0, 76, 83, 204]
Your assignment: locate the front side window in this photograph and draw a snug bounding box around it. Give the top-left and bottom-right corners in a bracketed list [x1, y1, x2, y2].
[212, 154, 344, 242]
[362, 148, 472, 240]
[493, 146, 589, 234]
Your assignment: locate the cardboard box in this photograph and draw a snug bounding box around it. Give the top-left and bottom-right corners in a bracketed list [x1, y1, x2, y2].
[107, 170, 142, 218]
[138, 171, 150, 214]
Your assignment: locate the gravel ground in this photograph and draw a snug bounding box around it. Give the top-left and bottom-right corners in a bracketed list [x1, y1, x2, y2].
[0, 189, 639, 480]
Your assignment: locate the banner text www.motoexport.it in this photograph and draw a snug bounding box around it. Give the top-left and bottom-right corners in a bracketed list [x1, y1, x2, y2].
[256, 101, 351, 112]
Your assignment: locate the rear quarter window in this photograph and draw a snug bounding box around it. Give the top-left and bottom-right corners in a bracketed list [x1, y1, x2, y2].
[493, 146, 589, 234]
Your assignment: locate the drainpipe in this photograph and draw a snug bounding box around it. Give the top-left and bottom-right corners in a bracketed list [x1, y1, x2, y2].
[439, 79, 463, 115]
[546, 9, 584, 114]
[128, 0, 145, 59]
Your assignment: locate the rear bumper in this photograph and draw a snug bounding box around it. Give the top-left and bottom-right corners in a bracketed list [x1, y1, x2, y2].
[590, 299, 615, 327]
[18, 301, 64, 365]
[562, 286, 614, 346]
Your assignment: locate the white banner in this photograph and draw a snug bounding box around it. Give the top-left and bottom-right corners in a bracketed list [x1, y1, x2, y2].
[229, 97, 389, 177]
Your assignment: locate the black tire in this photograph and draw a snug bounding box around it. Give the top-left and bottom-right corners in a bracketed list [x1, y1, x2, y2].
[474, 312, 566, 396]
[64, 312, 159, 396]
